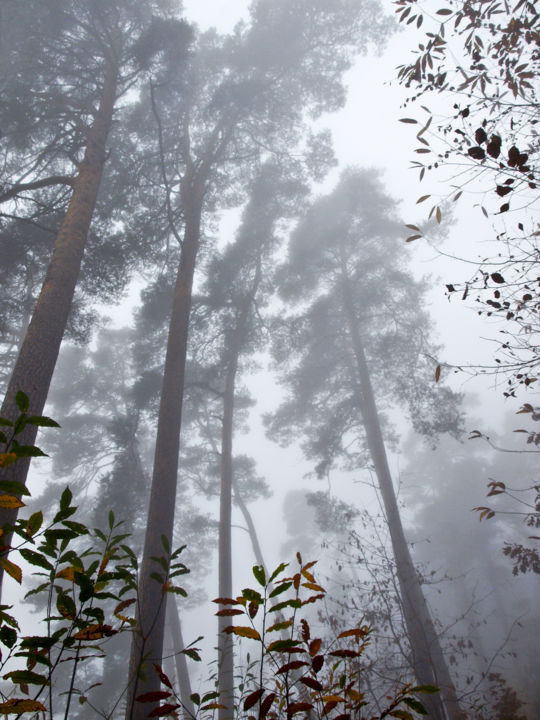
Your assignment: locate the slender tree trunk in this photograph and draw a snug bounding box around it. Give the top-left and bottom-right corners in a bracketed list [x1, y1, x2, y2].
[125, 180, 203, 719]
[0, 61, 117, 593]
[166, 596, 196, 719]
[218, 351, 237, 720]
[339, 259, 464, 720]
[217, 252, 262, 720]
[232, 478, 267, 573]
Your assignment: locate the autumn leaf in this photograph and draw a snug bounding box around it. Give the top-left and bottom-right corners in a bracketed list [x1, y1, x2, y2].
[222, 626, 261, 641]
[0, 557, 22, 584]
[0, 495, 24, 509]
[73, 624, 116, 640]
[337, 627, 369, 640]
[0, 699, 47, 714]
[136, 691, 172, 703]
[243, 688, 264, 710]
[0, 453, 17, 468]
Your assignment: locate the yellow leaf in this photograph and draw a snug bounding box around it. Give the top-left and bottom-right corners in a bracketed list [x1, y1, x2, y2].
[223, 626, 261, 640]
[56, 566, 75, 581]
[73, 624, 116, 640]
[0, 453, 17, 468]
[0, 557, 22, 583]
[322, 696, 345, 703]
[0, 495, 25, 509]
[301, 582, 325, 593]
[337, 627, 369, 640]
[0, 698, 47, 714]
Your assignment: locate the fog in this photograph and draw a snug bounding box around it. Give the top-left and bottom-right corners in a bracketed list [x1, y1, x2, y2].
[0, 1, 538, 719]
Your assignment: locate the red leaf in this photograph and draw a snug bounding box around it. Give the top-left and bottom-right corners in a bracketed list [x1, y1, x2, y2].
[287, 702, 314, 716]
[136, 691, 172, 703]
[148, 703, 180, 717]
[329, 649, 360, 658]
[276, 661, 309, 675]
[244, 688, 264, 711]
[300, 677, 323, 691]
[260, 693, 276, 718]
[153, 664, 173, 690]
[322, 701, 338, 716]
[312, 655, 324, 673]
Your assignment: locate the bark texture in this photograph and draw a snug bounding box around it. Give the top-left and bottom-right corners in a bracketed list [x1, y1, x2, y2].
[0, 61, 117, 592]
[339, 257, 464, 720]
[125, 179, 203, 719]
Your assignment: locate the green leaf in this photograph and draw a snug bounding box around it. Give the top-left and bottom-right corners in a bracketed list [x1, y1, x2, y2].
[19, 636, 56, 650]
[11, 444, 46, 458]
[267, 639, 301, 652]
[268, 581, 292, 598]
[74, 571, 94, 602]
[160, 535, 170, 554]
[56, 593, 77, 621]
[62, 520, 89, 535]
[242, 588, 262, 603]
[167, 586, 187, 596]
[252, 565, 266, 587]
[26, 511, 43, 536]
[4, 669, 48, 686]
[60, 487, 73, 512]
[411, 685, 439, 694]
[19, 548, 53, 572]
[403, 697, 428, 714]
[182, 648, 201, 661]
[0, 480, 31, 497]
[0, 626, 17, 649]
[389, 711, 414, 720]
[15, 392, 29, 413]
[269, 599, 301, 613]
[269, 562, 288, 583]
[0, 418, 13, 427]
[25, 416, 60, 428]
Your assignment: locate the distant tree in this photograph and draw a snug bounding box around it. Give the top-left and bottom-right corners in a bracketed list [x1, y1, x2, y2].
[33, 326, 214, 716]
[191, 164, 308, 715]
[0, 0, 192, 571]
[400, 427, 540, 715]
[267, 168, 464, 720]
[126, 2, 394, 714]
[394, 0, 539, 393]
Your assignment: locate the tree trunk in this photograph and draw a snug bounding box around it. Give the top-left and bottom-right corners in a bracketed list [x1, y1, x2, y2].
[339, 260, 464, 720]
[167, 596, 196, 719]
[125, 180, 203, 720]
[217, 351, 237, 720]
[0, 61, 117, 593]
[232, 478, 267, 573]
[217, 251, 262, 720]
